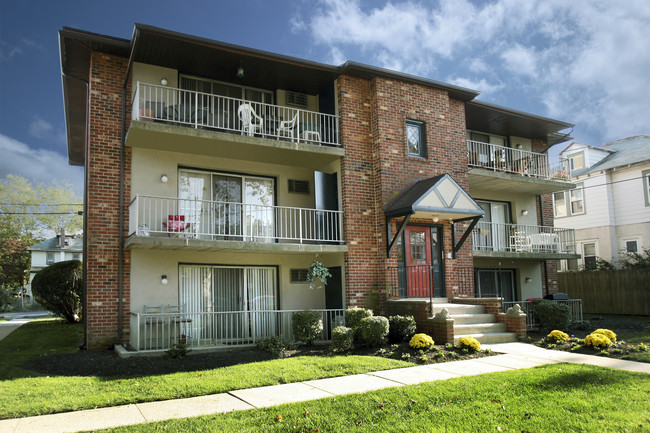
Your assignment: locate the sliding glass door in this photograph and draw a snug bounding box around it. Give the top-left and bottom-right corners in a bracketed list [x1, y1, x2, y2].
[179, 265, 277, 344]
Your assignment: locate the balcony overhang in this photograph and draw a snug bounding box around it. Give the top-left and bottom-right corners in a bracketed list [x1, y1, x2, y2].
[468, 169, 576, 194]
[125, 236, 348, 254]
[126, 120, 344, 168]
[384, 174, 484, 258]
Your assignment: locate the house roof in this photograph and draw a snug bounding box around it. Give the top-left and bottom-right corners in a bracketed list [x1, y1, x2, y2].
[573, 135, 650, 176]
[28, 236, 83, 252]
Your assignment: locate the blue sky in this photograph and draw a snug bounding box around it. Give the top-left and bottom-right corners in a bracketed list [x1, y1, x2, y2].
[1, 0, 649, 195]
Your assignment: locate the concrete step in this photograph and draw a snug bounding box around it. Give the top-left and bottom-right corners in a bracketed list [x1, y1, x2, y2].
[453, 313, 496, 324]
[454, 332, 518, 344]
[431, 303, 486, 315]
[454, 322, 507, 334]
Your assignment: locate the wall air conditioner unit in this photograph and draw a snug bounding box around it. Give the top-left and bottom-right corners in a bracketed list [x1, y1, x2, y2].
[286, 91, 309, 108]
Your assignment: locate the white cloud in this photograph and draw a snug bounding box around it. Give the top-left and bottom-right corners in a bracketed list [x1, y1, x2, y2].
[28, 116, 54, 138]
[299, 0, 650, 144]
[0, 133, 83, 196]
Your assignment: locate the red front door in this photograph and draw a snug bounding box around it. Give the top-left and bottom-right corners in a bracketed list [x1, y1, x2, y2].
[405, 226, 432, 297]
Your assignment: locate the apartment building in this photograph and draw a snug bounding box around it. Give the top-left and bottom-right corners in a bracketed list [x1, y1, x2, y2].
[60, 24, 577, 350]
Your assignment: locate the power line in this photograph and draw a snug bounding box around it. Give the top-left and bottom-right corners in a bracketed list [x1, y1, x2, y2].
[0, 211, 83, 215]
[571, 174, 647, 191]
[2, 203, 83, 206]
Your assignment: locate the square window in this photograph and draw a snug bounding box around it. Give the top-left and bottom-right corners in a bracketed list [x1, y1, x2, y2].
[625, 240, 638, 254]
[406, 120, 426, 158]
[568, 152, 585, 170]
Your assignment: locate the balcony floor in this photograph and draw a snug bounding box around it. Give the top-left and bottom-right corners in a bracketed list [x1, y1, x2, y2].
[126, 120, 344, 169]
[125, 235, 348, 254]
[468, 168, 575, 194]
[472, 250, 580, 260]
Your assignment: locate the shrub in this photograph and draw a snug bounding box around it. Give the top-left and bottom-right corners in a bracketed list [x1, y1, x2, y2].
[547, 330, 569, 343]
[345, 307, 373, 331]
[388, 315, 416, 343]
[585, 332, 612, 348]
[292, 311, 323, 345]
[457, 336, 481, 352]
[592, 328, 617, 342]
[0, 285, 15, 313]
[257, 336, 291, 356]
[31, 260, 83, 323]
[166, 341, 189, 358]
[331, 326, 354, 352]
[409, 333, 434, 349]
[359, 316, 389, 347]
[531, 299, 570, 331]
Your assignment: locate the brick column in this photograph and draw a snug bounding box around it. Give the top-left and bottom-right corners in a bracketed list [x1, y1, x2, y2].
[432, 309, 454, 344]
[504, 304, 527, 341]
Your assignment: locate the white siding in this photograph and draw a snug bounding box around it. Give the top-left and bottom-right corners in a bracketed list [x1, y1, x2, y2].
[612, 166, 650, 225]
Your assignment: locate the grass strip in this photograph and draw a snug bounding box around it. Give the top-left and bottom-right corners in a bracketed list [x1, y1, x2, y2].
[100, 364, 650, 433]
[0, 320, 409, 419]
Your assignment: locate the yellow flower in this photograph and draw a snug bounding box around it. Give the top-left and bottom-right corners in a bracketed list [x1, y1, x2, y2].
[457, 336, 481, 352]
[585, 333, 612, 348]
[409, 333, 434, 349]
[592, 328, 617, 342]
[547, 330, 569, 343]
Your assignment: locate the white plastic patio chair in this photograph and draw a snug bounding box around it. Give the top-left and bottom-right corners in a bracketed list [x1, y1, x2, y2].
[238, 103, 264, 136]
[276, 112, 298, 142]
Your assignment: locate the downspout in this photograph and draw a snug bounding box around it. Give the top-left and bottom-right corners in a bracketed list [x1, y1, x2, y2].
[117, 28, 138, 343]
[538, 194, 549, 296]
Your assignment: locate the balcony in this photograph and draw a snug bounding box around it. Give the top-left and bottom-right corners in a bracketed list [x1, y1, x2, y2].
[132, 82, 340, 145]
[126, 195, 346, 253]
[467, 140, 573, 194]
[472, 222, 577, 259]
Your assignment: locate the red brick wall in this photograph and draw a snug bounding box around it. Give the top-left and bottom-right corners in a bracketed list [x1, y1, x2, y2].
[338, 75, 474, 311]
[86, 52, 131, 350]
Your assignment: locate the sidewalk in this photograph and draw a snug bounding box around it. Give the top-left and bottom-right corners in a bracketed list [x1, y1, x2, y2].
[1, 342, 648, 433]
[0, 312, 51, 342]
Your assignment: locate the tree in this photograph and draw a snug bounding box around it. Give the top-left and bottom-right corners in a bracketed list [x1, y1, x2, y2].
[0, 175, 83, 289]
[0, 175, 83, 242]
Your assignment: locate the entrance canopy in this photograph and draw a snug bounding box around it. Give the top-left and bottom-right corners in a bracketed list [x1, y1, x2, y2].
[384, 174, 484, 258]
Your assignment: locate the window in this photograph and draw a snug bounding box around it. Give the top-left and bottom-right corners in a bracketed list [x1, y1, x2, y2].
[568, 152, 585, 170]
[624, 240, 638, 254]
[553, 192, 567, 217]
[643, 170, 650, 206]
[554, 184, 585, 217]
[290, 269, 309, 283]
[73, 253, 80, 260]
[582, 243, 597, 268]
[406, 120, 426, 158]
[569, 184, 585, 215]
[288, 179, 309, 194]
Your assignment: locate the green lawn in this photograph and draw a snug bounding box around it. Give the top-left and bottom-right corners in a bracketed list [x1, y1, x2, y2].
[0, 319, 409, 419]
[99, 363, 650, 433]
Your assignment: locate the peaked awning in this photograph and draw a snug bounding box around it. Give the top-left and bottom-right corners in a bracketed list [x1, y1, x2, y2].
[384, 174, 484, 258]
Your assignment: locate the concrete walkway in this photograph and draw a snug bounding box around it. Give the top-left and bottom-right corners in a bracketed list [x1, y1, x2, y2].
[1, 342, 648, 433]
[0, 312, 51, 342]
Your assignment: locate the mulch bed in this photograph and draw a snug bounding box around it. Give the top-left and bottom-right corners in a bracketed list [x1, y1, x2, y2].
[23, 342, 494, 379]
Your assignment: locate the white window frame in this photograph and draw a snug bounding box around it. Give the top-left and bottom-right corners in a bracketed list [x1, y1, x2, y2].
[553, 191, 567, 217]
[569, 184, 585, 215]
[567, 151, 585, 170]
[621, 239, 640, 254]
[46, 252, 55, 265]
[643, 169, 650, 207]
[581, 242, 598, 268]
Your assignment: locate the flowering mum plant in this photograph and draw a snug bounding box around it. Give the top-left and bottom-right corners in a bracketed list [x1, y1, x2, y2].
[547, 330, 569, 343]
[585, 332, 612, 348]
[409, 333, 434, 349]
[457, 336, 481, 352]
[592, 328, 617, 342]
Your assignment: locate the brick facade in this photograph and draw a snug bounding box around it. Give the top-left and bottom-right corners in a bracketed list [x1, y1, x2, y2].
[86, 52, 131, 349]
[339, 75, 474, 312]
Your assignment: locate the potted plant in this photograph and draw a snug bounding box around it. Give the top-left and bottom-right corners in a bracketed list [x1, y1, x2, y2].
[306, 260, 331, 290]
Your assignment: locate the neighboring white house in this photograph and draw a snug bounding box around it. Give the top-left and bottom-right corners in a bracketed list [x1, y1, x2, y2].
[26, 232, 83, 296]
[555, 135, 650, 269]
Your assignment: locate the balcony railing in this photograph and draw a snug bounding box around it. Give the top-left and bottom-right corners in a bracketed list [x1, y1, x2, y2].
[503, 300, 583, 330]
[132, 82, 341, 146]
[129, 195, 344, 244]
[467, 140, 570, 180]
[130, 309, 345, 351]
[472, 222, 576, 254]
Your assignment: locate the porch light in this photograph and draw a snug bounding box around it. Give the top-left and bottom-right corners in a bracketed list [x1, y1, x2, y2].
[160, 78, 168, 86]
[525, 277, 532, 283]
[521, 210, 528, 216]
[161, 275, 168, 285]
[432, 216, 439, 223]
[237, 67, 245, 78]
[516, 144, 522, 149]
[160, 174, 168, 183]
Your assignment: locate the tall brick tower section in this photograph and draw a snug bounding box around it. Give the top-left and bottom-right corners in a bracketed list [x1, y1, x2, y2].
[85, 52, 132, 349]
[338, 74, 475, 312]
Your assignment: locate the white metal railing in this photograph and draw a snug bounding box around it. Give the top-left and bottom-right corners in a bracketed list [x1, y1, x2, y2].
[132, 82, 341, 146]
[467, 140, 571, 180]
[472, 222, 576, 254]
[503, 300, 583, 330]
[129, 309, 346, 351]
[129, 195, 344, 244]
